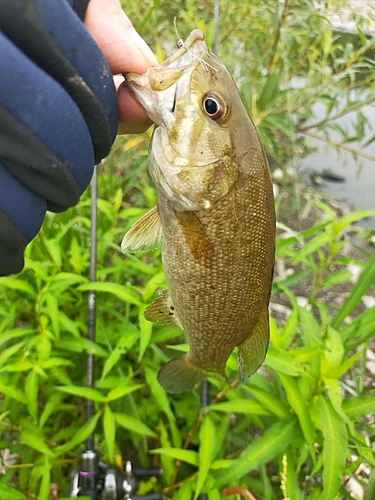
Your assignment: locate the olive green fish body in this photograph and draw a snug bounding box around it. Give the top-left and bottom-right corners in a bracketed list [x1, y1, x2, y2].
[122, 30, 275, 392]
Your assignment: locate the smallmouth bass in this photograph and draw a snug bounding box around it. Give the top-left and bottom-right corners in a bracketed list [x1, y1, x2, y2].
[122, 30, 276, 393]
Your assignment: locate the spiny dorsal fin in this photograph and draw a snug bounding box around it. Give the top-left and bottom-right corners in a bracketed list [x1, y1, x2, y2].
[237, 307, 270, 380]
[144, 289, 181, 328]
[121, 206, 162, 254]
[175, 211, 214, 264]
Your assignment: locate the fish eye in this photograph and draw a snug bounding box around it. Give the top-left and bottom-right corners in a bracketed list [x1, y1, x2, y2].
[201, 93, 227, 121]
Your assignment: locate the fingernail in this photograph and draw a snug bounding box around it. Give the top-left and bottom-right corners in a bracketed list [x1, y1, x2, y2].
[128, 28, 159, 67]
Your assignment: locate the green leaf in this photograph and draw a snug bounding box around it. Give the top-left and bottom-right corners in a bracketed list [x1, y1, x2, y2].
[299, 308, 322, 346]
[343, 395, 375, 420]
[158, 419, 174, 484]
[0, 381, 27, 404]
[39, 357, 74, 369]
[332, 250, 375, 330]
[138, 308, 153, 360]
[150, 447, 198, 466]
[257, 72, 282, 111]
[0, 327, 34, 346]
[294, 232, 330, 262]
[277, 307, 298, 349]
[321, 327, 344, 377]
[39, 393, 64, 429]
[209, 399, 271, 415]
[54, 411, 101, 456]
[114, 413, 157, 438]
[243, 384, 289, 419]
[323, 378, 354, 435]
[0, 277, 35, 296]
[25, 370, 39, 421]
[57, 385, 106, 402]
[216, 418, 297, 487]
[195, 414, 216, 499]
[101, 331, 138, 380]
[45, 292, 60, 340]
[20, 429, 54, 457]
[144, 367, 174, 420]
[77, 282, 141, 306]
[81, 338, 108, 357]
[106, 384, 143, 402]
[321, 270, 352, 288]
[319, 396, 347, 500]
[278, 373, 314, 448]
[0, 484, 27, 499]
[334, 210, 375, 233]
[0, 341, 27, 367]
[37, 456, 50, 500]
[264, 346, 305, 377]
[1, 360, 34, 372]
[341, 305, 375, 346]
[104, 405, 116, 464]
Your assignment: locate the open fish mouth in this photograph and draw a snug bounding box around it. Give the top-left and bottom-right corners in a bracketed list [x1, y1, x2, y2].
[124, 30, 210, 125]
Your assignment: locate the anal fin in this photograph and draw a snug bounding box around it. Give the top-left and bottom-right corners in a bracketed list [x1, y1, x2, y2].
[144, 290, 181, 328]
[121, 206, 162, 253]
[237, 307, 270, 380]
[158, 353, 223, 393]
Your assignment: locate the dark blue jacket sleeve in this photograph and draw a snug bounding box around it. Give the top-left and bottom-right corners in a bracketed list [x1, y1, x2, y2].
[0, 0, 118, 276]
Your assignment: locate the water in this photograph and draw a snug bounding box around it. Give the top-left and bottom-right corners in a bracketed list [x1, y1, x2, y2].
[298, 97, 375, 228]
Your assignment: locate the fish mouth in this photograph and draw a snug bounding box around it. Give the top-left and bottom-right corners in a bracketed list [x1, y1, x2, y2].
[125, 30, 209, 124]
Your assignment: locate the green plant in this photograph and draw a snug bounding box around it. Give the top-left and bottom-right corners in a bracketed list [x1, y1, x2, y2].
[1, 1, 375, 499]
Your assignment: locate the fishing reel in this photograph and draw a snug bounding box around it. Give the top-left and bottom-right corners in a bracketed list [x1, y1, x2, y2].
[68, 449, 164, 500]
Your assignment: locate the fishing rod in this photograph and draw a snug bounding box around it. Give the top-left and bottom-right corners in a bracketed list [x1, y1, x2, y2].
[67, 166, 163, 499]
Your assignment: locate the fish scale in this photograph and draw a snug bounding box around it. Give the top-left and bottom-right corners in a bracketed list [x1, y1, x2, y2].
[122, 29, 275, 392]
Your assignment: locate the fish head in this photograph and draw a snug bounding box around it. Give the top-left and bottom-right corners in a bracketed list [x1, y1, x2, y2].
[126, 30, 255, 211]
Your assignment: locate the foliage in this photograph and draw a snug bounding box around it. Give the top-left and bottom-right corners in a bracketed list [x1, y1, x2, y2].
[1, 0, 375, 499]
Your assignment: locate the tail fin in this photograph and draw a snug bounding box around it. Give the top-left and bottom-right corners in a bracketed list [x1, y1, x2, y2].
[157, 354, 221, 393]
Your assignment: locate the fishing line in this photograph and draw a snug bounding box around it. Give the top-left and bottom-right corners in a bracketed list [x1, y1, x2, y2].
[173, 17, 218, 72]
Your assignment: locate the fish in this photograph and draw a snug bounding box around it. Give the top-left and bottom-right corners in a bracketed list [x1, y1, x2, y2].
[121, 29, 276, 393]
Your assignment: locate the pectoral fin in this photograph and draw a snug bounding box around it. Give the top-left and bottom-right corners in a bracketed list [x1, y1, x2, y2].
[121, 206, 162, 253]
[237, 308, 270, 380]
[144, 290, 181, 328]
[176, 211, 214, 263]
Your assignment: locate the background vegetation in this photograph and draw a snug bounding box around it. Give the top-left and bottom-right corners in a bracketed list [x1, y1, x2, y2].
[1, 0, 375, 498]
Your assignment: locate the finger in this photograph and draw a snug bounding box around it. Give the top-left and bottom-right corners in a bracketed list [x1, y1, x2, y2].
[116, 79, 153, 134]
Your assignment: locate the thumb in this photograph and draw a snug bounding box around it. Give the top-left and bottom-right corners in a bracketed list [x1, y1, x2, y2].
[84, 0, 158, 75]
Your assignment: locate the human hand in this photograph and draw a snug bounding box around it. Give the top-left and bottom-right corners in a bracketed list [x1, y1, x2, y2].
[84, 0, 158, 134]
